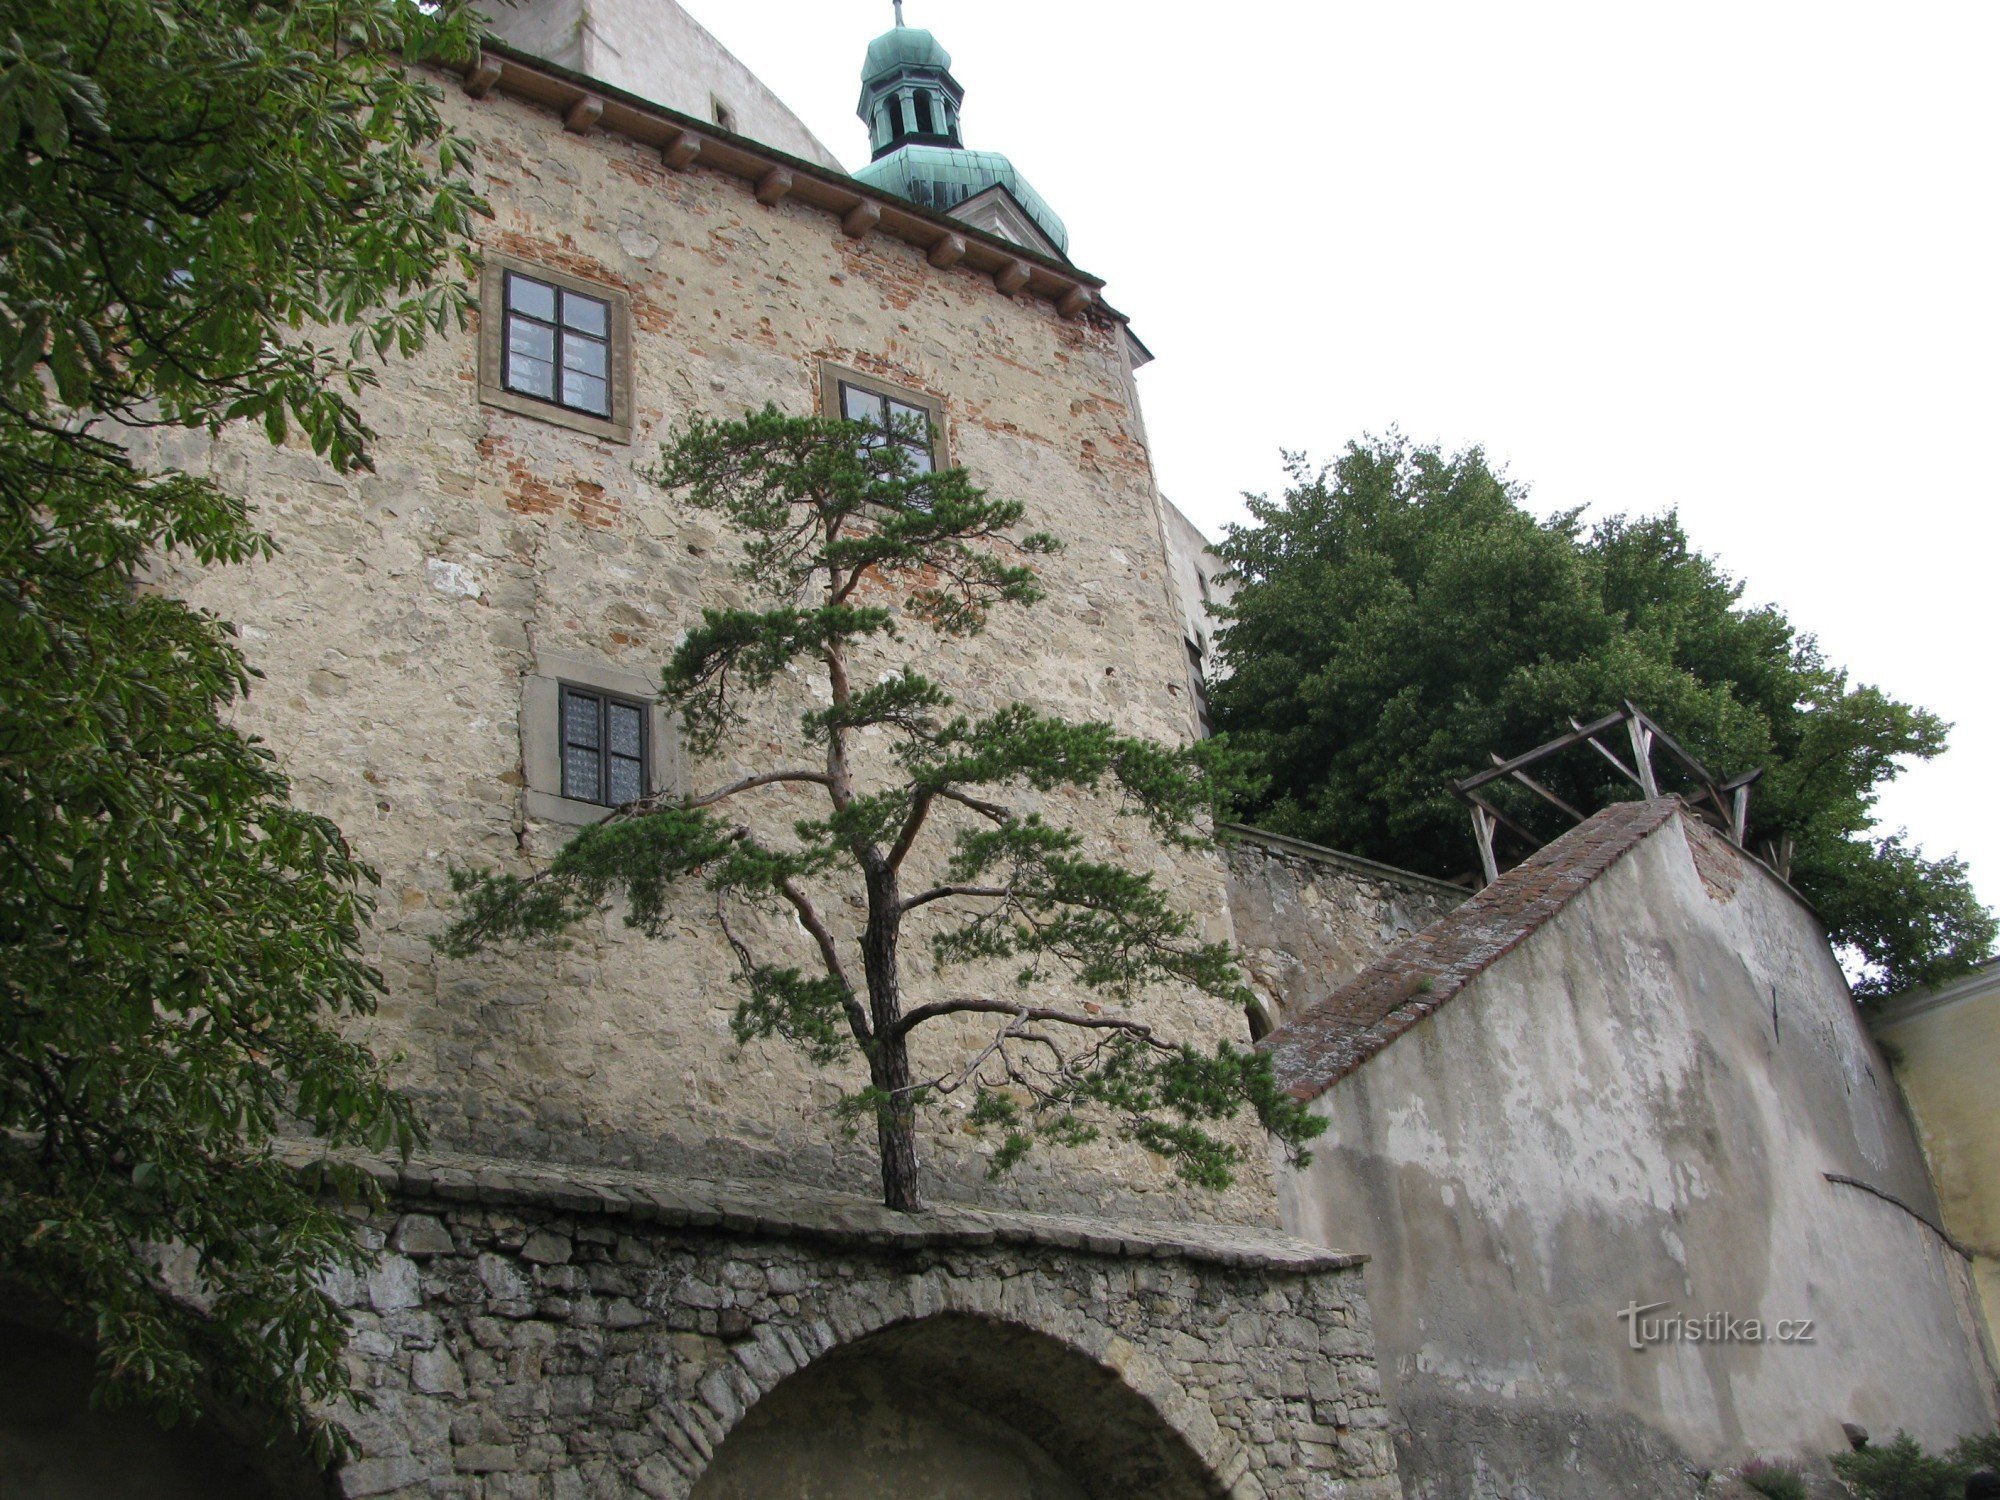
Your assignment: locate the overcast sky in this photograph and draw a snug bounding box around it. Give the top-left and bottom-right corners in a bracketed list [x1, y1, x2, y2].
[685, 0, 1999, 922]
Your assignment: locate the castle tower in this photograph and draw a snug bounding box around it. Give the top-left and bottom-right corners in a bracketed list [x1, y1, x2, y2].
[852, 7, 1070, 258]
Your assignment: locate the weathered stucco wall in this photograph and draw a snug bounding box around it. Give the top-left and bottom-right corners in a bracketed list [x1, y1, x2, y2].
[1222, 828, 1461, 1039]
[309, 1148, 1398, 1500]
[477, 0, 847, 171]
[157, 68, 1264, 1223]
[1872, 962, 2000, 1356]
[1271, 807, 1998, 1497]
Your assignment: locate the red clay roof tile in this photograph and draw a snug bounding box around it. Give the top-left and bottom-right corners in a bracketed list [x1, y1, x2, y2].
[1261, 798, 1685, 1102]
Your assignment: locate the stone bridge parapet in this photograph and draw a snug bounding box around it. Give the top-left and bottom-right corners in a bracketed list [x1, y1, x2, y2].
[304, 1147, 1397, 1500]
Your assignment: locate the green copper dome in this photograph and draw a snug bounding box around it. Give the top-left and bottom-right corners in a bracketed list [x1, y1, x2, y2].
[862, 27, 950, 82]
[853, 147, 1068, 257]
[853, 13, 1070, 259]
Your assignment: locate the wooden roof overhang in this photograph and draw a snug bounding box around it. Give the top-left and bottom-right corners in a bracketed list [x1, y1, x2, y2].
[452, 43, 1113, 325]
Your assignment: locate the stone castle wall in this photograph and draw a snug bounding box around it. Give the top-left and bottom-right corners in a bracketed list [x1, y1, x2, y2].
[153, 67, 1269, 1222]
[1221, 828, 1462, 1037]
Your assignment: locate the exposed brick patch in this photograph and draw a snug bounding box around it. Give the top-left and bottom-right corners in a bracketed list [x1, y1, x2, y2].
[1686, 817, 1743, 903]
[1262, 799, 1685, 1102]
[479, 435, 620, 529]
[487, 227, 673, 334]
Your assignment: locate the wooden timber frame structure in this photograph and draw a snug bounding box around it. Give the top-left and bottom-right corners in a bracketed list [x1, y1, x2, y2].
[1450, 702, 1766, 889]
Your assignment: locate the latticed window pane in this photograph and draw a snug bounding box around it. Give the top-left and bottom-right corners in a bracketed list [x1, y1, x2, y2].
[607, 756, 643, 806]
[563, 691, 600, 749]
[608, 702, 643, 757]
[563, 746, 602, 803]
[557, 686, 648, 806]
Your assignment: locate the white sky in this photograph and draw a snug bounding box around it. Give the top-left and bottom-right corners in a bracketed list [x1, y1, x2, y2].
[684, 0, 1999, 918]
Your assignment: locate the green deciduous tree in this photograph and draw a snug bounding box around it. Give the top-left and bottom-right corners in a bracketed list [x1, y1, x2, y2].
[1, 0, 480, 1453]
[443, 408, 1320, 1212]
[1212, 435, 1993, 997]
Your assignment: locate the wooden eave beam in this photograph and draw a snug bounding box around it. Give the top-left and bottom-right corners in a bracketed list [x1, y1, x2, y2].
[1452, 709, 1630, 797]
[450, 46, 1109, 322]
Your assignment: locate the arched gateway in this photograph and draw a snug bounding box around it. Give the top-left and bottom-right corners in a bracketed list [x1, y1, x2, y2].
[691, 1314, 1221, 1499]
[304, 1151, 1400, 1500]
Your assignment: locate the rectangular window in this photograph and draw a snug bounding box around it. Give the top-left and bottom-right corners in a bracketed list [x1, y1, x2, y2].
[559, 684, 648, 807]
[503, 270, 612, 418]
[837, 380, 935, 474]
[479, 254, 630, 441]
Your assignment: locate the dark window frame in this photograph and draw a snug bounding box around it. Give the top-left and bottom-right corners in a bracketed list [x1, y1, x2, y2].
[500, 269, 613, 420]
[477, 252, 633, 444]
[837, 379, 937, 474]
[558, 682, 651, 808]
[818, 364, 947, 478]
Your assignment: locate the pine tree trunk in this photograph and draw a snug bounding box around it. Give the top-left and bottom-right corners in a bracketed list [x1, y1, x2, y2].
[872, 1034, 924, 1213]
[861, 859, 924, 1212]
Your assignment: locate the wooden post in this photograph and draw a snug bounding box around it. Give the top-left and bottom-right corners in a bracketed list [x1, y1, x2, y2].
[1627, 715, 1659, 799]
[1731, 783, 1751, 845]
[1472, 806, 1500, 888]
[754, 168, 794, 206]
[463, 57, 503, 99]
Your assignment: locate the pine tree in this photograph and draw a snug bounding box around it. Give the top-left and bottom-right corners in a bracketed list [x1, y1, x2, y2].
[443, 408, 1320, 1211]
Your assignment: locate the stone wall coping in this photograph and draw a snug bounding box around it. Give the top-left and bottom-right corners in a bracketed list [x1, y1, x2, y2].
[1220, 822, 1471, 902]
[278, 1141, 1366, 1273]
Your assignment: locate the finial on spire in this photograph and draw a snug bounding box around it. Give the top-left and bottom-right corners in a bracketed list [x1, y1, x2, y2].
[892, 0, 905, 26]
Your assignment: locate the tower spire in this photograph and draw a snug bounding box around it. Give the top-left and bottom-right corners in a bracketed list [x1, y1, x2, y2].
[892, 0, 904, 25]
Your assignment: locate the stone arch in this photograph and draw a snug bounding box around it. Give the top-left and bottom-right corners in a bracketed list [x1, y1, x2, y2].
[689, 1309, 1229, 1500]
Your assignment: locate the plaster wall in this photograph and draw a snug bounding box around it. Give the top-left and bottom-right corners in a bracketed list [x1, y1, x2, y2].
[691, 1361, 1090, 1500]
[157, 72, 1267, 1223]
[477, 0, 847, 171]
[1276, 813, 1999, 1497]
[1157, 497, 1231, 666]
[1872, 964, 2000, 1354]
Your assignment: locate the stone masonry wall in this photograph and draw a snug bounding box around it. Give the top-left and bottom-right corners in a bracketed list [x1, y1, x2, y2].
[155, 67, 1270, 1222]
[314, 1149, 1399, 1500]
[1222, 828, 1462, 1037]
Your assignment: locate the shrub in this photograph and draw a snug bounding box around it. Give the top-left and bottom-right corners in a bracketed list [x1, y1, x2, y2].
[1831, 1431, 1967, 1500]
[1740, 1457, 1807, 1500]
